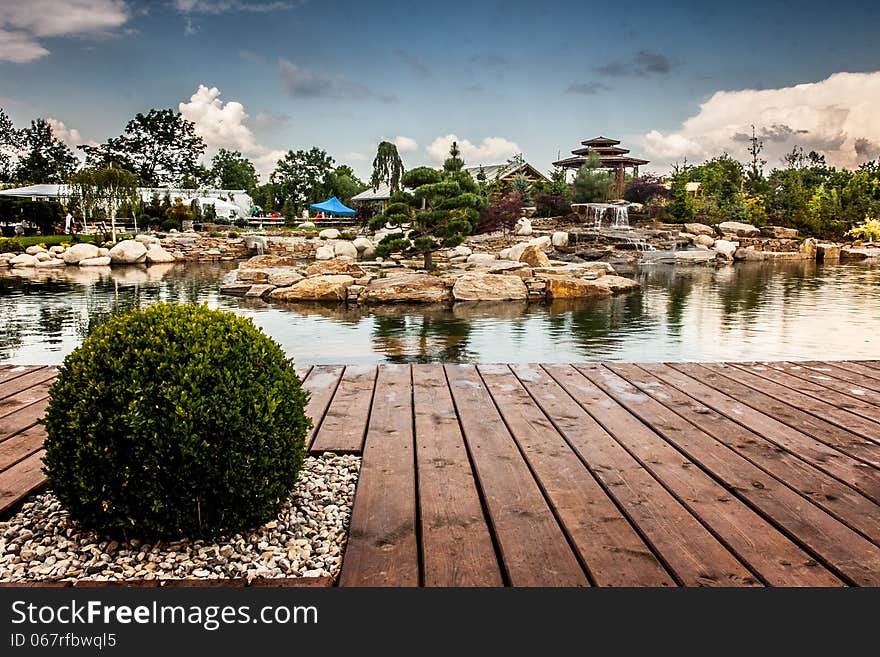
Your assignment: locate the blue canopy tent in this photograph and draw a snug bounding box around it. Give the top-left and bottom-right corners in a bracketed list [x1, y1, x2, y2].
[309, 196, 356, 217]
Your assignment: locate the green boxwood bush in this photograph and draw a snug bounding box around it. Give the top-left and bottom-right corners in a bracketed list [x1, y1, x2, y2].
[43, 303, 311, 539]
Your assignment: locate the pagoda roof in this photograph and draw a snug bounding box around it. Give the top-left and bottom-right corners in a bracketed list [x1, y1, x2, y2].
[580, 136, 621, 146]
[572, 145, 630, 155]
[552, 154, 650, 168]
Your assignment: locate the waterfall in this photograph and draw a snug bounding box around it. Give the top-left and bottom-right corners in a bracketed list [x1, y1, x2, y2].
[611, 205, 629, 229]
[581, 203, 630, 229]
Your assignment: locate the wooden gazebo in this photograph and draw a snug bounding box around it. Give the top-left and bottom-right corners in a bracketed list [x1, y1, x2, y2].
[553, 136, 649, 196]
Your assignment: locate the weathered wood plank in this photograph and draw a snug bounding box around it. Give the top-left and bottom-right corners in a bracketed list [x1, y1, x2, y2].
[412, 364, 502, 586]
[0, 450, 46, 516]
[550, 363, 841, 586]
[299, 365, 344, 450]
[446, 364, 589, 586]
[610, 363, 880, 545]
[0, 383, 52, 420]
[587, 364, 880, 585]
[837, 361, 880, 389]
[0, 367, 56, 401]
[0, 426, 45, 472]
[338, 365, 418, 586]
[0, 365, 45, 386]
[799, 361, 880, 395]
[703, 363, 880, 445]
[0, 398, 50, 441]
[480, 363, 675, 587]
[670, 363, 880, 468]
[310, 365, 376, 454]
[293, 364, 312, 380]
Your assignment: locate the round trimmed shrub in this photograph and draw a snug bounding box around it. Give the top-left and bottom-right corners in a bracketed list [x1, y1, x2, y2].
[43, 303, 311, 539]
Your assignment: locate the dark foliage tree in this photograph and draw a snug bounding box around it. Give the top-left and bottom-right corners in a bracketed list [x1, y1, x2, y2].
[270, 147, 334, 213]
[667, 171, 694, 222]
[15, 119, 78, 184]
[573, 152, 613, 202]
[324, 164, 367, 205]
[210, 148, 258, 190]
[476, 190, 523, 234]
[0, 108, 23, 182]
[370, 141, 405, 193]
[624, 175, 670, 204]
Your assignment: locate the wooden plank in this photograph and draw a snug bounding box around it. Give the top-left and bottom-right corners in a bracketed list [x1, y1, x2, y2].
[412, 364, 503, 587]
[0, 426, 45, 472]
[590, 364, 880, 584]
[0, 450, 47, 516]
[703, 363, 880, 445]
[639, 362, 880, 505]
[837, 361, 880, 389]
[338, 364, 418, 587]
[293, 364, 312, 380]
[670, 363, 880, 468]
[0, 367, 56, 401]
[855, 360, 880, 372]
[0, 365, 45, 386]
[0, 398, 50, 441]
[731, 362, 880, 426]
[0, 383, 52, 420]
[299, 365, 344, 449]
[517, 364, 758, 586]
[248, 577, 333, 588]
[610, 363, 880, 545]
[800, 361, 880, 395]
[546, 363, 842, 586]
[446, 364, 589, 586]
[310, 365, 376, 454]
[480, 363, 675, 587]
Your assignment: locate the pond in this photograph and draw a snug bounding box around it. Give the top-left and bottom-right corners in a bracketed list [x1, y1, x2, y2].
[1, 260, 878, 365]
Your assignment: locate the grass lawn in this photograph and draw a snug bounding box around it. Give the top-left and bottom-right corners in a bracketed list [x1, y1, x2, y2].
[0, 234, 100, 252]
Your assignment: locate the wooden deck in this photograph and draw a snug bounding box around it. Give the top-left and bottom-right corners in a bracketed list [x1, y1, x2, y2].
[2, 360, 880, 586]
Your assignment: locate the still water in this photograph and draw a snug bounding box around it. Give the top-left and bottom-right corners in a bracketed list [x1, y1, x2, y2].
[1, 260, 878, 364]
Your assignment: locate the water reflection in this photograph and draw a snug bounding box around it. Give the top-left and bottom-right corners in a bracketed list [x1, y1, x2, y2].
[1, 260, 879, 364]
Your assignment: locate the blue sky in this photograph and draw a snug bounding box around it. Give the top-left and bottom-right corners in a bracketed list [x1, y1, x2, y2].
[2, 0, 880, 179]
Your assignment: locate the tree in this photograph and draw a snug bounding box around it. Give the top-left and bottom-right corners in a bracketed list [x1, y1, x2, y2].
[370, 141, 405, 193]
[573, 152, 614, 202]
[15, 119, 78, 184]
[270, 147, 334, 213]
[476, 190, 523, 234]
[511, 174, 532, 205]
[370, 141, 483, 270]
[0, 108, 23, 182]
[80, 109, 205, 186]
[624, 175, 670, 204]
[324, 164, 367, 205]
[210, 148, 258, 190]
[67, 166, 140, 241]
[667, 171, 694, 222]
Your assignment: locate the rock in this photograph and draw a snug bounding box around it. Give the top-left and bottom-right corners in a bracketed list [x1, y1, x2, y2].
[318, 228, 340, 240]
[840, 246, 880, 260]
[446, 245, 472, 259]
[532, 262, 614, 277]
[717, 221, 760, 237]
[529, 236, 552, 251]
[304, 257, 364, 277]
[684, 223, 715, 236]
[79, 256, 112, 266]
[61, 242, 101, 264]
[25, 245, 46, 255]
[315, 246, 334, 260]
[816, 242, 841, 261]
[35, 258, 66, 268]
[298, 221, 316, 229]
[108, 240, 148, 264]
[352, 237, 374, 252]
[35, 251, 53, 261]
[10, 253, 38, 267]
[498, 248, 512, 260]
[362, 274, 450, 304]
[267, 269, 304, 287]
[535, 274, 612, 299]
[135, 234, 161, 246]
[507, 242, 529, 262]
[220, 283, 253, 296]
[452, 273, 528, 301]
[49, 245, 65, 254]
[518, 245, 551, 268]
[333, 241, 358, 259]
[694, 234, 715, 248]
[676, 250, 718, 264]
[466, 253, 497, 266]
[713, 239, 738, 261]
[237, 269, 269, 282]
[799, 237, 818, 260]
[268, 275, 354, 301]
[733, 247, 766, 261]
[551, 231, 569, 248]
[97, 248, 110, 257]
[515, 217, 533, 236]
[487, 261, 533, 278]
[245, 284, 276, 298]
[242, 254, 300, 269]
[761, 225, 799, 239]
[591, 275, 640, 295]
[145, 246, 175, 264]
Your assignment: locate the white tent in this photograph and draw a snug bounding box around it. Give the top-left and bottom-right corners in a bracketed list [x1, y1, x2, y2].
[186, 196, 243, 219]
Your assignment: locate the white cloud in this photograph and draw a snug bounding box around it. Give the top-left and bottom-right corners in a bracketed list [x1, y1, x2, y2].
[0, 0, 130, 62]
[393, 136, 418, 152]
[46, 117, 82, 147]
[345, 152, 366, 161]
[173, 0, 298, 13]
[641, 70, 880, 169]
[178, 84, 284, 179]
[426, 134, 520, 165]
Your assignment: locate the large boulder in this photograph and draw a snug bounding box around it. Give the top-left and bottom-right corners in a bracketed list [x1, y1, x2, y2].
[298, 221, 316, 229]
[591, 275, 640, 295]
[353, 237, 374, 252]
[466, 253, 497, 266]
[518, 245, 551, 268]
[61, 242, 101, 264]
[515, 217, 533, 236]
[79, 256, 112, 266]
[304, 257, 364, 277]
[268, 275, 354, 302]
[717, 221, 760, 237]
[452, 273, 528, 301]
[551, 231, 569, 248]
[684, 223, 715, 236]
[35, 258, 65, 268]
[318, 228, 340, 240]
[529, 235, 552, 251]
[761, 225, 799, 239]
[713, 239, 738, 261]
[135, 234, 161, 247]
[242, 254, 300, 269]
[675, 250, 718, 264]
[362, 274, 450, 304]
[446, 245, 472, 259]
[109, 240, 148, 264]
[25, 245, 46, 255]
[267, 269, 304, 287]
[693, 234, 715, 248]
[487, 261, 533, 278]
[816, 242, 841, 261]
[10, 253, 38, 267]
[333, 240, 358, 259]
[733, 247, 766, 262]
[799, 237, 818, 260]
[535, 274, 612, 299]
[146, 246, 175, 264]
[315, 245, 335, 260]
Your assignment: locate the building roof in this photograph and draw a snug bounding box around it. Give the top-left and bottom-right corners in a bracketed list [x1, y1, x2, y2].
[580, 136, 621, 146]
[351, 182, 396, 202]
[0, 184, 62, 198]
[464, 161, 550, 183]
[571, 145, 630, 155]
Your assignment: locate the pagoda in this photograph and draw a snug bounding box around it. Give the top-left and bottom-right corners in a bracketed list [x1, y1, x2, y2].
[553, 136, 649, 196]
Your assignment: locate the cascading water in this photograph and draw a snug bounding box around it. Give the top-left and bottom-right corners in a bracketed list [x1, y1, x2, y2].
[581, 203, 630, 229]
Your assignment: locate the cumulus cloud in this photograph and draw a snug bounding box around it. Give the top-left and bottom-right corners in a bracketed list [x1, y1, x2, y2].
[393, 136, 418, 152]
[278, 58, 396, 102]
[595, 50, 673, 77]
[641, 70, 880, 169]
[172, 1, 299, 13]
[566, 81, 612, 95]
[426, 134, 520, 164]
[0, 0, 129, 62]
[178, 84, 285, 178]
[46, 118, 82, 148]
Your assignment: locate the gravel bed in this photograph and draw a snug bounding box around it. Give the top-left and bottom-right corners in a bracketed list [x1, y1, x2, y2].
[0, 453, 360, 583]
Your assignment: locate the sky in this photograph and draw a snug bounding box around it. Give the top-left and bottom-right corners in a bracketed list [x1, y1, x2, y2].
[2, 0, 880, 181]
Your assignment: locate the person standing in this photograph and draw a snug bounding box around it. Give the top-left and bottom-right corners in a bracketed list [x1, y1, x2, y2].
[64, 210, 74, 234]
